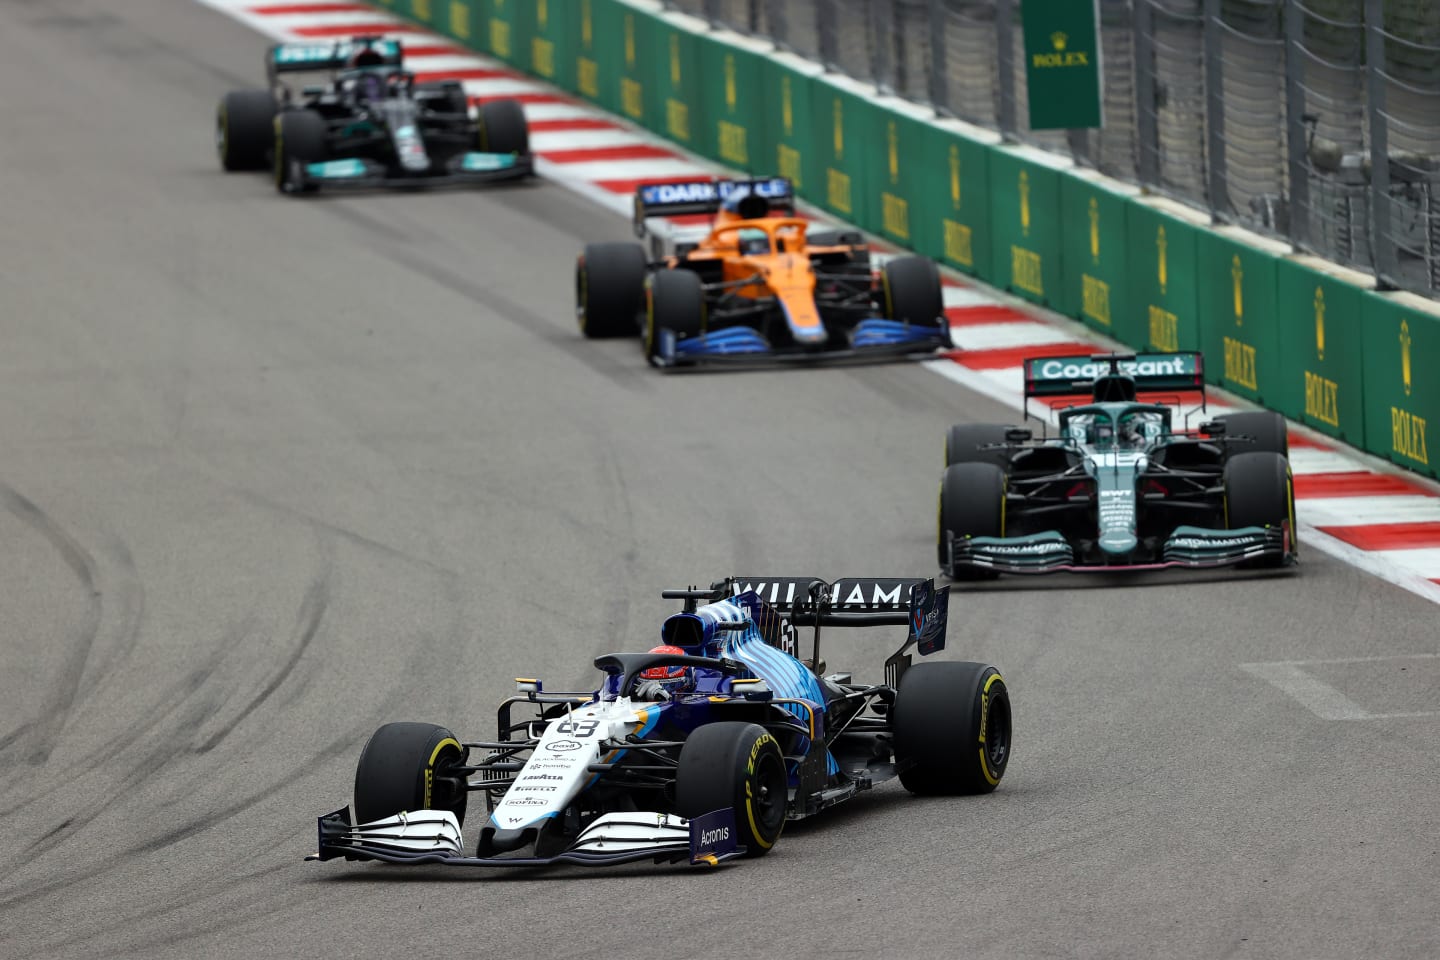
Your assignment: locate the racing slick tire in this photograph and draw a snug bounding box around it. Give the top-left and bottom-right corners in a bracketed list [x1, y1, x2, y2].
[1216, 410, 1288, 458]
[881, 255, 944, 328]
[477, 98, 529, 156]
[577, 242, 648, 338]
[939, 462, 1006, 577]
[353, 722, 468, 826]
[1224, 451, 1296, 567]
[675, 722, 786, 857]
[216, 89, 276, 172]
[893, 661, 1011, 795]
[645, 268, 706, 365]
[274, 109, 327, 195]
[945, 423, 1016, 469]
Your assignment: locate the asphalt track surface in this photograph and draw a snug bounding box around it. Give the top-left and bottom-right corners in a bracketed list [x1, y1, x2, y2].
[2, 2, 1438, 957]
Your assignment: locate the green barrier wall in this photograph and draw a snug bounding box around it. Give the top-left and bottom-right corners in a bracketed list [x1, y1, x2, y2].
[855, 100, 940, 257]
[1059, 173, 1133, 333]
[695, 33, 767, 172]
[525, 0, 576, 91]
[987, 148, 1064, 307]
[758, 53, 822, 196]
[1361, 292, 1440, 477]
[1275, 257, 1367, 445]
[378, 0, 1440, 481]
[1197, 229, 1284, 406]
[1125, 200, 1205, 354]
[929, 121, 995, 280]
[812, 75, 876, 228]
[649, 11, 705, 151]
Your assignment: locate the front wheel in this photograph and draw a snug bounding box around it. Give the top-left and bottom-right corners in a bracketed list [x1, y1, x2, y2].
[881, 255, 944, 328]
[353, 722, 468, 825]
[477, 98, 529, 156]
[646, 269, 706, 365]
[675, 722, 786, 857]
[893, 661, 1011, 795]
[1225, 451, 1296, 566]
[274, 109, 327, 195]
[939, 462, 1006, 575]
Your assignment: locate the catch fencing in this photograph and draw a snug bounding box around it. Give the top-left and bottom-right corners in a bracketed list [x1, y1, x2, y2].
[658, 0, 1440, 299]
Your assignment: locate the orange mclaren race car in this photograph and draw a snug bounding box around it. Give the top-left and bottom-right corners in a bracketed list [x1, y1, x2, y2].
[575, 178, 951, 367]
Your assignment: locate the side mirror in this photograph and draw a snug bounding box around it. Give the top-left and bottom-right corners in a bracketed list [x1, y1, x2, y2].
[1200, 420, 1226, 436]
[731, 679, 772, 701]
[1005, 427, 1033, 443]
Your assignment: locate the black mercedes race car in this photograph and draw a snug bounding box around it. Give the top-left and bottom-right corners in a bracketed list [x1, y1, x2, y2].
[215, 36, 532, 195]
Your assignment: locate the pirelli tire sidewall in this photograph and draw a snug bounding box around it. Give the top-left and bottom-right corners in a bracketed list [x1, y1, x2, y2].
[645, 268, 706, 365]
[577, 242, 647, 338]
[675, 722, 786, 857]
[1224, 450, 1297, 565]
[353, 721, 468, 826]
[476, 98, 529, 157]
[939, 461, 1006, 575]
[893, 661, 1011, 795]
[217, 89, 277, 172]
[881, 255, 944, 328]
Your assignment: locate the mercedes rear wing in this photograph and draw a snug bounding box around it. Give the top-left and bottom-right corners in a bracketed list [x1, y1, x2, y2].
[266, 36, 403, 80]
[631, 177, 795, 236]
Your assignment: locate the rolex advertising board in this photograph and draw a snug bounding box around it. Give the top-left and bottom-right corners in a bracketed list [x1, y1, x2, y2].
[525, 0, 576, 91]
[860, 101, 940, 256]
[1059, 173, 1133, 333]
[759, 52, 822, 198]
[987, 147, 1064, 306]
[1198, 230, 1283, 406]
[1274, 257, 1366, 445]
[812, 74, 878, 229]
[650, 10, 706, 150]
[926, 120, 995, 279]
[697, 32, 767, 172]
[1125, 199, 1203, 354]
[1021, 0, 1103, 129]
[1360, 292, 1440, 477]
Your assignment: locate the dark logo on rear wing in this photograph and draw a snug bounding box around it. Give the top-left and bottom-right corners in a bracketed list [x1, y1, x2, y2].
[632, 177, 794, 225]
[727, 577, 923, 612]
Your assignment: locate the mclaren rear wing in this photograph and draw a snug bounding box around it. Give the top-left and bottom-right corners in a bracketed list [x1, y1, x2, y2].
[631, 177, 795, 236]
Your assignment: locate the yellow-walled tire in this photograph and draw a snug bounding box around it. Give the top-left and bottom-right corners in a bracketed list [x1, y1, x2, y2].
[353, 722, 467, 826]
[894, 661, 1011, 795]
[675, 722, 786, 857]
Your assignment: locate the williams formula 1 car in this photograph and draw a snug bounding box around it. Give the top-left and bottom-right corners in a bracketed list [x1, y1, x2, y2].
[310, 577, 1011, 869]
[939, 352, 1298, 577]
[575, 177, 953, 366]
[216, 36, 533, 195]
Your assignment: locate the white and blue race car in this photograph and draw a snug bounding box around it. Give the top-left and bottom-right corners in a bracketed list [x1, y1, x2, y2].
[310, 577, 1011, 869]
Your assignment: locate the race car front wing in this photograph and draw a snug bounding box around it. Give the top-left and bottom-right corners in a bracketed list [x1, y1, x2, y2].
[945, 522, 1294, 576]
[308, 806, 743, 868]
[290, 151, 534, 192]
[653, 319, 951, 368]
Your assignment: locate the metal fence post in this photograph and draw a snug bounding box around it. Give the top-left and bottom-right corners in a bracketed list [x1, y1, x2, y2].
[1133, 0, 1158, 187]
[1283, 0, 1309, 250]
[1365, 0, 1394, 288]
[1203, 0, 1229, 219]
[926, 0, 947, 113]
[817, 0, 837, 70]
[996, 0, 1016, 139]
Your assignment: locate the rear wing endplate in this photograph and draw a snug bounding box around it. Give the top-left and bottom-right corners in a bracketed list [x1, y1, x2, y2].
[632, 177, 794, 235]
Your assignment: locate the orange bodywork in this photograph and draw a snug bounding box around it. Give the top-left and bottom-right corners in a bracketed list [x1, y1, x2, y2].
[664, 213, 857, 341]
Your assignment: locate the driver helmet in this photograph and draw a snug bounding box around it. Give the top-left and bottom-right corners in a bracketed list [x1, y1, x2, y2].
[737, 228, 769, 255]
[347, 47, 387, 70]
[639, 645, 690, 686]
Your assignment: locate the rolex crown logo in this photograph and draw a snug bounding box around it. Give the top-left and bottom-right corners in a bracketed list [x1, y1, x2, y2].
[1051, 31, 1068, 51]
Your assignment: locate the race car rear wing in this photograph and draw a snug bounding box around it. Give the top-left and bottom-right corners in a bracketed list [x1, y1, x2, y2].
[266, 37, 403, 80]
[631, 177, 795, 236]
[663, 577, 948, 682]
[1023, 352, 1204, 398]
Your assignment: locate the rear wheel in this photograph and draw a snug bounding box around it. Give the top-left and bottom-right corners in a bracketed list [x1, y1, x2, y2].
[945, 423, 1016, 469]
[881, 255, 944, 328]
[939, 462, 1006, 575]
[893, 661, 1011, 795]
[274, 109, 327, 194]
[217, 89, 276, 171]
[353, 722, 468, 826]
[1225, 451, 1296, 566]
[577, 242, 648, 338]
[477, 98, 529, 156]
[646, 269, 706, 365]
[1217, 411, 1288, 458]
[675, 722, 786, 857]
